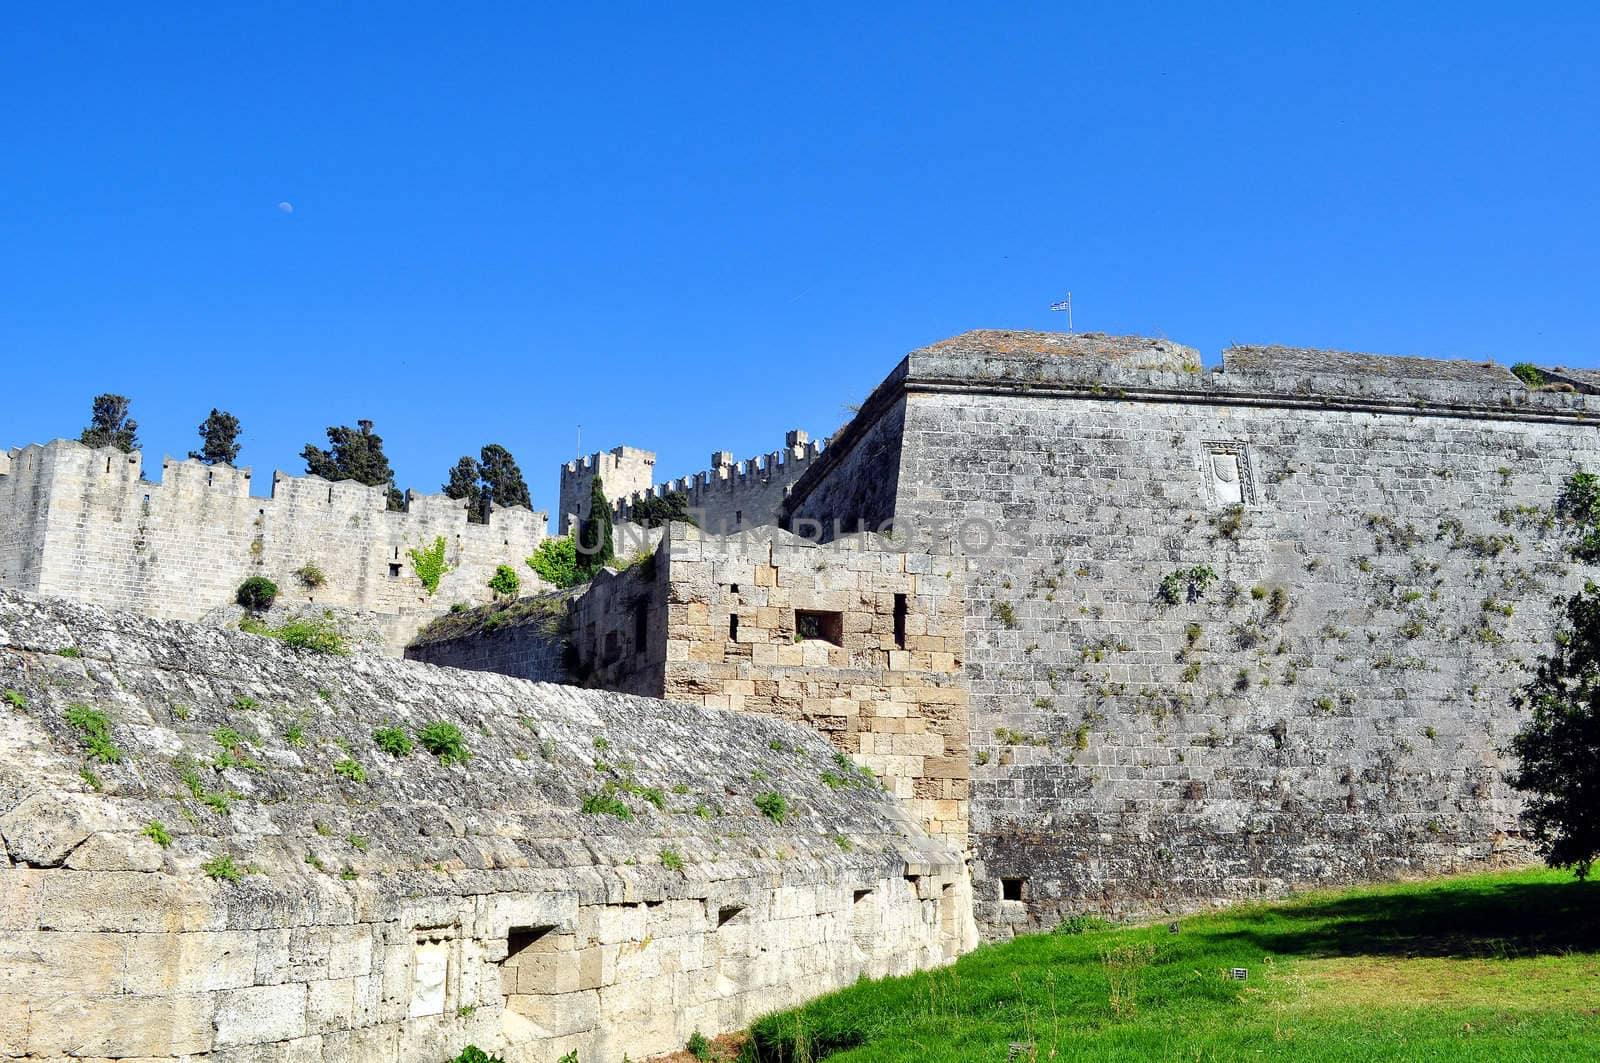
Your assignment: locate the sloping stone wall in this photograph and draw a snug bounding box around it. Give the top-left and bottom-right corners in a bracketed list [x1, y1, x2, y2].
[0, 591, 971, 1061]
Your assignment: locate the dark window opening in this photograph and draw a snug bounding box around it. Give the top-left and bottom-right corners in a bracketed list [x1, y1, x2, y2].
[717, 905, 745, 928]
[795, 609, 844, 646]
[729, 613, 739, 641]
[735, 509, 742, 526]
[730, 583, 739, 594]
[1001, 878, 1025, 902]
[505, 925, 555, 961]
[388, 563, 402, 578]
[893, 593, 908, 649]
[853, 889, 873, 903]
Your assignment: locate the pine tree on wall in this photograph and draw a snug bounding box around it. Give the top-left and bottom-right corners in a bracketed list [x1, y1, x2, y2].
[443, 456, 486, 522]
[301, 419, 404, 511]
[577, 474, 615, 575]
[79, 394, 140, 453]
[189, 409, 242, 466]
[441, 445, 532, 524]
[478, 444, 531, 512]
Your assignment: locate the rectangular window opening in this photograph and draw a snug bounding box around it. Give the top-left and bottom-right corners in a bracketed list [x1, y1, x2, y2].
[1001, 878, 1025, 902]
[893, 593, 908, 649]
[388, 563, 402, 578]
[504, 925, 557, 963]
[853, 889, 873, 904]
[730, 583, 740, 594]
[729, 613, 739, 641]
[795, 609, 844, 646]
[717, 905, 745, 928]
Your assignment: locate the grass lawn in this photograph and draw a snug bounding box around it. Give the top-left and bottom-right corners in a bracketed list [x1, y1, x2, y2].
[743, 869, 1600, 1062]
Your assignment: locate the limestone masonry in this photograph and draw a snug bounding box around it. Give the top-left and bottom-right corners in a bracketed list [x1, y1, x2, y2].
[4, 326, 1600, 1058]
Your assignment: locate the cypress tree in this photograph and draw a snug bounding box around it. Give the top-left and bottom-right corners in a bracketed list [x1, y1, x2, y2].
[577, 474, 615, 575]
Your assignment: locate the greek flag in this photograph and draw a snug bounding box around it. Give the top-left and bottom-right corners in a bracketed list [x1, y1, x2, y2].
[1050, 298, 1071, 312]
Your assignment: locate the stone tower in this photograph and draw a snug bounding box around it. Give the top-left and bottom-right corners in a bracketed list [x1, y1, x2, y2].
[557, 445, 656, 534]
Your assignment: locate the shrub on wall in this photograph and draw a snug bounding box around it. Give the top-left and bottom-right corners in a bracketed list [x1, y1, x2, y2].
[488, 563, 520, 598]
[235, 576, 278, 610]
[527, 537, 583, 588]
[294, 562, 326, 589]
[408, 536, 454, 596]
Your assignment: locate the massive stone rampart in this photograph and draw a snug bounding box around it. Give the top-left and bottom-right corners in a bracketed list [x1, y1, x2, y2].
[0, 590, 971, 1061]
[0, 440, 550, 654]
[787, 329, 1600, 932]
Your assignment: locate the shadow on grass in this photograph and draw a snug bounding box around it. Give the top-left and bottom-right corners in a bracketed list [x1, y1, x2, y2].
[1219, 877, 1600, 960]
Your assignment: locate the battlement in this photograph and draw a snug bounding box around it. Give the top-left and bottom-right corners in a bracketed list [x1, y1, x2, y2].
[615, 429, 824, 530]
[0, 438, 550, 649]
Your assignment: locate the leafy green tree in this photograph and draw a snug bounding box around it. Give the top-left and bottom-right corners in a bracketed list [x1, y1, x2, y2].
[441, 444, 531, 524]
[576, 475, 615, 575]
[442, 457, 486, 522]
[629, 491, 699, 528]
[527, 537, 581, 588]
[302, 419, 403, 510]
[189, 409, 242, 465]
[479, 444, 531, 512]
[79, 394, 139, 452]
[488, 563, 520, 597]
[1510, 580, 1600, 878]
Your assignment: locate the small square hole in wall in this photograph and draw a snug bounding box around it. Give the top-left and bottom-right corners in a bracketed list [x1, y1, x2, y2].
[853, 889, 873, 904]
[505, 925, 555, 962]
[1001, 878, 1025, 902]
[717, 905, 745, 928]
[795, 609, 844, 646]
[388, 563, 402, 578]
[729, 583, 740, 594]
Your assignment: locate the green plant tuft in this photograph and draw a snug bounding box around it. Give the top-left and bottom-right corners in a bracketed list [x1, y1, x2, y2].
[754, 791, 790, 824]
[408, 536, 455, 596]
[143, 820, 172, 847]
[202, 854, 243, 883]
[235, 576, 279, 610]
[65, 703, 122, 763]
[373, 726, 414, 757]
[661, 847, 685, 872]
[333, 758, 367, 783]
[488, 563, 521, 597]
[419, 721, 471, 765]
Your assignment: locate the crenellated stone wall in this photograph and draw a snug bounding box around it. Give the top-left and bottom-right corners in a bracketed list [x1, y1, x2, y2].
[0, 590, 972, 1062]
[0, 440, 551, 654]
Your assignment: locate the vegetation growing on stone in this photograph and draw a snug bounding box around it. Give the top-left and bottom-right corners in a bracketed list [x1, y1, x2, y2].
[235, 576, 278, 610]
[1558, 470, 1600, 562]
[408, 535, 454, 595]
[685, 1029, 712, 1060]
[660, 847, 685, 872]
[448, 1048, 505, 1063]
[55, 646, 81, 658]
[526, 536, 583, 588]
[142, 820, 172, 847]
[293, 561, 326, 588]
[991, 599, 1019, 629]
[488, 563, 520, 598]
[201, 854, 243, 883]
[64, 703, 121, 763]
[1511, 362, 1548, 387]
[754, 791, 789, 824]
[372, 726, 414, 757]
[239, 613, 350, 654]
[1157, 564, 1217, 606]
[419, 721, 471, 765]
[333, 757, 367, 783]
[4, 689, 25, 708]
[580, 791, 633, 819]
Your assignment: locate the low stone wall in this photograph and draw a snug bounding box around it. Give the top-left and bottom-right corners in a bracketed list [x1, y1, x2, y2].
[0, 591, 972, 1062]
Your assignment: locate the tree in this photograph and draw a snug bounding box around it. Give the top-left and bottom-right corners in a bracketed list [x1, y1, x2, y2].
[576, 474, 614, 575]
[442, 457, 485, 522]
[628, 491, 698, 529]
[79, 394, 139, 453]
[302, 419, 403, 511]
[1509, 580, 1600, 878]
[479, 444, 531, 512]
[441, 444, 532, 524]
[189, 409, 242, 465]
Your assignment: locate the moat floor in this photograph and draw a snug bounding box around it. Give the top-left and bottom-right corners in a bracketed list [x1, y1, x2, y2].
[735, 869, 1600, 1062]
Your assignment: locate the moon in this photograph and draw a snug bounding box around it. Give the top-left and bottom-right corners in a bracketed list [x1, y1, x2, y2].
[277, 202, 294, 214]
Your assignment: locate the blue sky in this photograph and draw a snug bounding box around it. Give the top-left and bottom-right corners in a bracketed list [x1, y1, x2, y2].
[4, 3, 1598, 511]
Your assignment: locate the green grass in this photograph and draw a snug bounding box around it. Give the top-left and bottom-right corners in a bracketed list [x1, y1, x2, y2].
[744, 869, 1600, 1062]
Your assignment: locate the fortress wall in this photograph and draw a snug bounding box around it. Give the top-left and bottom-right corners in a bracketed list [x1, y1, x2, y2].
[0, 591, 972, 1062]
[885, 350, 1600, 932]
[0, 447, 56, 593]
[658, 525, 970, 843]
[617, 432, 824, 532]
[0, 441, 549, 649]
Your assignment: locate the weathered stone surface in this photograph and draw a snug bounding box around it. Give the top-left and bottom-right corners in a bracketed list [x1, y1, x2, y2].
[0, 590, 970, 1060]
